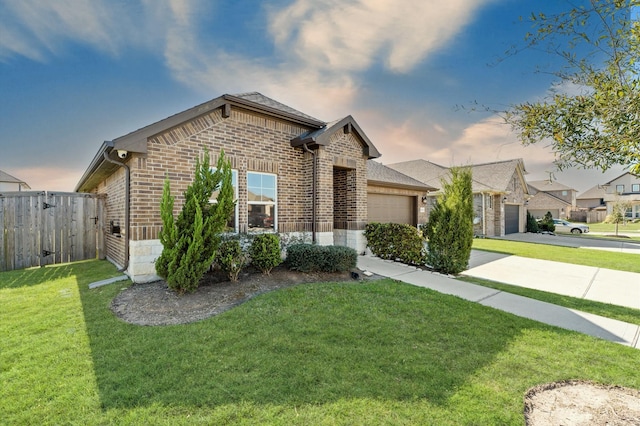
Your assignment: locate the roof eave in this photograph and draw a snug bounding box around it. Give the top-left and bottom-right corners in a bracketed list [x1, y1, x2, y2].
[367, 179, 434, 192]
[75, 141, 114, 192]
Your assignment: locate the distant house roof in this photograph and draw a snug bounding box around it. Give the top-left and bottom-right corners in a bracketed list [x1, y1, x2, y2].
[387, 158, 527, 194]
[367, 160, 435, 191]
[577, 185, 606, 200]
[605, 171, 640, 185]
[528, 179, 575, 193]
[0, 169, 30, 189]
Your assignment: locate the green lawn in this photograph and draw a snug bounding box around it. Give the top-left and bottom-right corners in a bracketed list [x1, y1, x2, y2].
[2, 260, 639, 425]
[585, 221, 640, 233]
[472, 238, 640, 273]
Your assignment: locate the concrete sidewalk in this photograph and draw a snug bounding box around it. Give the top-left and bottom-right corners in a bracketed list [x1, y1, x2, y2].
[357, 255, 640, 350]
[464, 250, 640, 310]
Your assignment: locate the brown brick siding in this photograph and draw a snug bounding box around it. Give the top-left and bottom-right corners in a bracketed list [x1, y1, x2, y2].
[94, 105, 375, 265]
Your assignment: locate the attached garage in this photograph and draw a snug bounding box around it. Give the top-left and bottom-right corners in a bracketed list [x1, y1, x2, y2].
[368, 193, 416, 225]
[504, 204, 520, 234]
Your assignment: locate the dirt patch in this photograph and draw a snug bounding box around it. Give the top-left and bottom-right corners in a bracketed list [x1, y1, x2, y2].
[111, 265, 380, 326]
[525, 380, 640, 425]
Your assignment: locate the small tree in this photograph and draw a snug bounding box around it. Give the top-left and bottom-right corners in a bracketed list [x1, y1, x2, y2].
[156, 149, 235, 293]
[526, 211, 540, 233]
[610, 197, 631, 236]
[423, 167, 473, 275]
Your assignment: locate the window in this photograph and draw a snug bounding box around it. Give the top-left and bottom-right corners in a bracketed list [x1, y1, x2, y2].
[632, 184, 640, 192]
[616, 184, 625, 194]
[210, 169, 238, 232]
[561, 190, 568, 196]
[247, 172, 276, 231]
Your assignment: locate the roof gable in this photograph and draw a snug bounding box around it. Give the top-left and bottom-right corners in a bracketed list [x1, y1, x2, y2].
[290, 115, 381, 159]
[76, 92, 328, 192]
[0, 170, 30, 189]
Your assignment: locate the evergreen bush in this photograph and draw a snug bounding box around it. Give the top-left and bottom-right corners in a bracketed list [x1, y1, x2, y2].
[423, 167, 473, 275]
[539, 211, 556, 233]
[216, 239, 246, 282]
[249, 233, 282, 275]
[526, 211, 540, 233]
[364, 222, 425, 265]
[286, 244, 357, 273]
[155, 149, 235, 293]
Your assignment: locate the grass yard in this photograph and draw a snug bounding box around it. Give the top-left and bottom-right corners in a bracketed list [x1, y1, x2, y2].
[472, 238, 640, 273]
[2, 260, 639, 425]
[586, 221, 640, 233]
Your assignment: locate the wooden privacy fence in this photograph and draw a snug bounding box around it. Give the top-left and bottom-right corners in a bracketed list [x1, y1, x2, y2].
[0, 191, 105, 272]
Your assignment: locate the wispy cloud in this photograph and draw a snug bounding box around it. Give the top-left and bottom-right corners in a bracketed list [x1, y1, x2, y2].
[0, 0, 124, 61]
[269, 0, 495, 73]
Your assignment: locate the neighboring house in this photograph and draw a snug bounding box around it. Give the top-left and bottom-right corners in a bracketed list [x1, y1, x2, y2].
[387, 159, 529, 236]
[76, 92, 429, 283]
[576, 185, 606, 210]
[366, 160, 435, 226]
[0, 170, 31, 192]
[526, 179, 577, 219]
[602, 172, 640, 219]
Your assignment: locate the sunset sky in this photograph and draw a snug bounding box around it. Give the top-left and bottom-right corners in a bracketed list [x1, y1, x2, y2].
[0, 0, 630, 193]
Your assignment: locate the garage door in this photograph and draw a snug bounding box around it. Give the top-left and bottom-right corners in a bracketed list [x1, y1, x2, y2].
[504, 204, 520, 234]
[368, 193, 415, 225]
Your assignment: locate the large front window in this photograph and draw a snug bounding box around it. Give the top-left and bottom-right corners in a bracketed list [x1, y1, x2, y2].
[247, 172, 276, 231]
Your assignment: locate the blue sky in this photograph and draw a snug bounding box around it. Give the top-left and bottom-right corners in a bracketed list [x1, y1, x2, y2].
[0, 0, 629, 193]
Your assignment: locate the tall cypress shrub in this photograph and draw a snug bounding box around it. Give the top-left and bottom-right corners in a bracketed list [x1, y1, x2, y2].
[156, 149, 235, 293]
[424, 166, 473, 275]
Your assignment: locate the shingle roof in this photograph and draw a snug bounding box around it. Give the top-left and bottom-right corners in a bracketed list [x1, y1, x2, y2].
[387, 158, 525, 193]
[0, 170, 30, 188]
[367, 160, 435, 190]
[528, 179, 575, 192]
[386, 159, 448, 189]
[231, 92, 323, 124]
[577, 184, 606, 199]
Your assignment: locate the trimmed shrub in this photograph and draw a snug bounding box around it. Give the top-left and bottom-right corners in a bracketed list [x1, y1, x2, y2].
[249, 233, 282, 275]
[286, 244, 357, 273]
[216, 239, 246, 282]
[364, 222, 425, 265]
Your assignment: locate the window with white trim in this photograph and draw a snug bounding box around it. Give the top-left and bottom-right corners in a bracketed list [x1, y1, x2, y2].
[247, 171, 276, 231]
[616, 184, 625, 193]
[210, 169, 238, 232]
[632, 184, 640, 192]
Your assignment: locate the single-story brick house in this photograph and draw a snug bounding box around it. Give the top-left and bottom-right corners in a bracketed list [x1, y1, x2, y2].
[387, 158, 529, 236]
[76, 92, 431, 282]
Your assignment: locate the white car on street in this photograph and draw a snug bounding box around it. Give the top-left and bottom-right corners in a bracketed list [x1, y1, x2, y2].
[552, 219, 589, 234]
